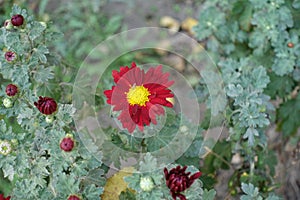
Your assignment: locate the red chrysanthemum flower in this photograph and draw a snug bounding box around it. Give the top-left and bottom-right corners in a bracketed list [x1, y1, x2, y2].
[104, 62, 174, 133]
[0, 194, 11, 200]
[34, 96, 57, 115]
[164, 166, 202, 200]
[5, 84, 18, 96]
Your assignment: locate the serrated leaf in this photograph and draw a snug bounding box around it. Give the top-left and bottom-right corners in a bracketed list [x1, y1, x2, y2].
[29, 21, 46, 40]
[33, 65, 54, 83]
[3, 163, 15, 181]
[202, 189, 217, 200]
[241, 183, 262, 200]
[278, 93, 300, 136]
[32, 45, 49, 64]
[139, 153, 158, 172]
[272, 57, 295, 76]
[83, 184, 103, 199]
[265, 73, 295, 98]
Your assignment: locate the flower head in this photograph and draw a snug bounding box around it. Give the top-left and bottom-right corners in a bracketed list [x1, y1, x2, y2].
[0, 194, 11, 200]
[0, 140, 12, 156]
[67, 194, 81, 200]
[164, 166, 202, 200]
[140, 176, 155, 192]
[104, 62, 174, 133]
[5, 51, 17, 63]
[3, 20, 13, 30]
[6, 84, 18, 97]
[3, 98, 13, 108]
[34, 96, 57, 115]
[11, 14, 24, 26]
[60, 136, 75, 152]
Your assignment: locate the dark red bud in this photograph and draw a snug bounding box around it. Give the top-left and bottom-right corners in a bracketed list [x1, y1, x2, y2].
[11, 14, 24, 26]
[6, 84, 18, 96]
[60, 137, 75, 152]
[5, 51, 17, 62]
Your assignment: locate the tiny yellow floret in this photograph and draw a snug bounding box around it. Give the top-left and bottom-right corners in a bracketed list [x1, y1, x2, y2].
[126, 85, 150, 106]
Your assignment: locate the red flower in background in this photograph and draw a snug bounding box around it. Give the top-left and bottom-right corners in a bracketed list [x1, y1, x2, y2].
[34, 96, 57, 115]
[0, 194, 11, 200]
[164, 166, 202, 200]
[104, 62, 174, 133]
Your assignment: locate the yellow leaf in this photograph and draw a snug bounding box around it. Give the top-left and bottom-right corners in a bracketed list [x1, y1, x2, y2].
[181, 17, 198, 35]
[101, 167, 135, 200]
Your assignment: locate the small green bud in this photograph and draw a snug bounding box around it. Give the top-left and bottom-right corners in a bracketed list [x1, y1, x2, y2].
[3, 98, 13, 108]
[45, 115, 54, 123]
[39, 21, 47, 29]
[4, 19, 13, 30]
[140, 176, 154, 192]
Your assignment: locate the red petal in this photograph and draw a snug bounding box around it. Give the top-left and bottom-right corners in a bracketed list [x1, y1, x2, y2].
[190, 171, 202, 180]
[164, 168, 169, 178]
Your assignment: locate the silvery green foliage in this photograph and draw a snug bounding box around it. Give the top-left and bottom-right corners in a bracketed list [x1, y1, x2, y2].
[0, 5, 104, 199]
[241, 183, 282, 200]
[220, 58, 273, 146]
[194, 0, 300, 144]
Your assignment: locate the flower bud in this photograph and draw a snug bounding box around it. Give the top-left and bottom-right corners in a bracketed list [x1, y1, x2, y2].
[0, 193, 11, 200]
[3, 19, 13, 30]
[0, 140, 12, 155]
[45, 115, 54, 123]
[3, 98, 13, 108]
[11, 14, 24, 27]
[39, 21, 47, 29]
[34, 96, 58, 115]
[140, 176, 154, 192]
[5, 51, 17, 63]
[6, 84, 18, 97]
[287, 42, 294, 48]
[68, 194, 81, 200]
[60, 136, 75, 152]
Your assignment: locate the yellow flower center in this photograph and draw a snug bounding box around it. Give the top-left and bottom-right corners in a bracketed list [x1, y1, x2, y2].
[126, 85, 150, 106]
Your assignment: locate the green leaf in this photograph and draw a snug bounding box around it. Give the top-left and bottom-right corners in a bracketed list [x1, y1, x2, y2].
[32, 45, 49, 64]
[277, 93, 300, 136]
[272, 57, 295, 76]
[231, 1, 253, 31]
[265, 73, 295, 98]
[104, 15, 122, 34]
[33, 65, 54, 83]
[202, 189, 216, 200]
[241, 183, 262, 200]
[29, 21, 47, 40]
[139, 153, 158, 172]
[83, 184, 103, 199]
